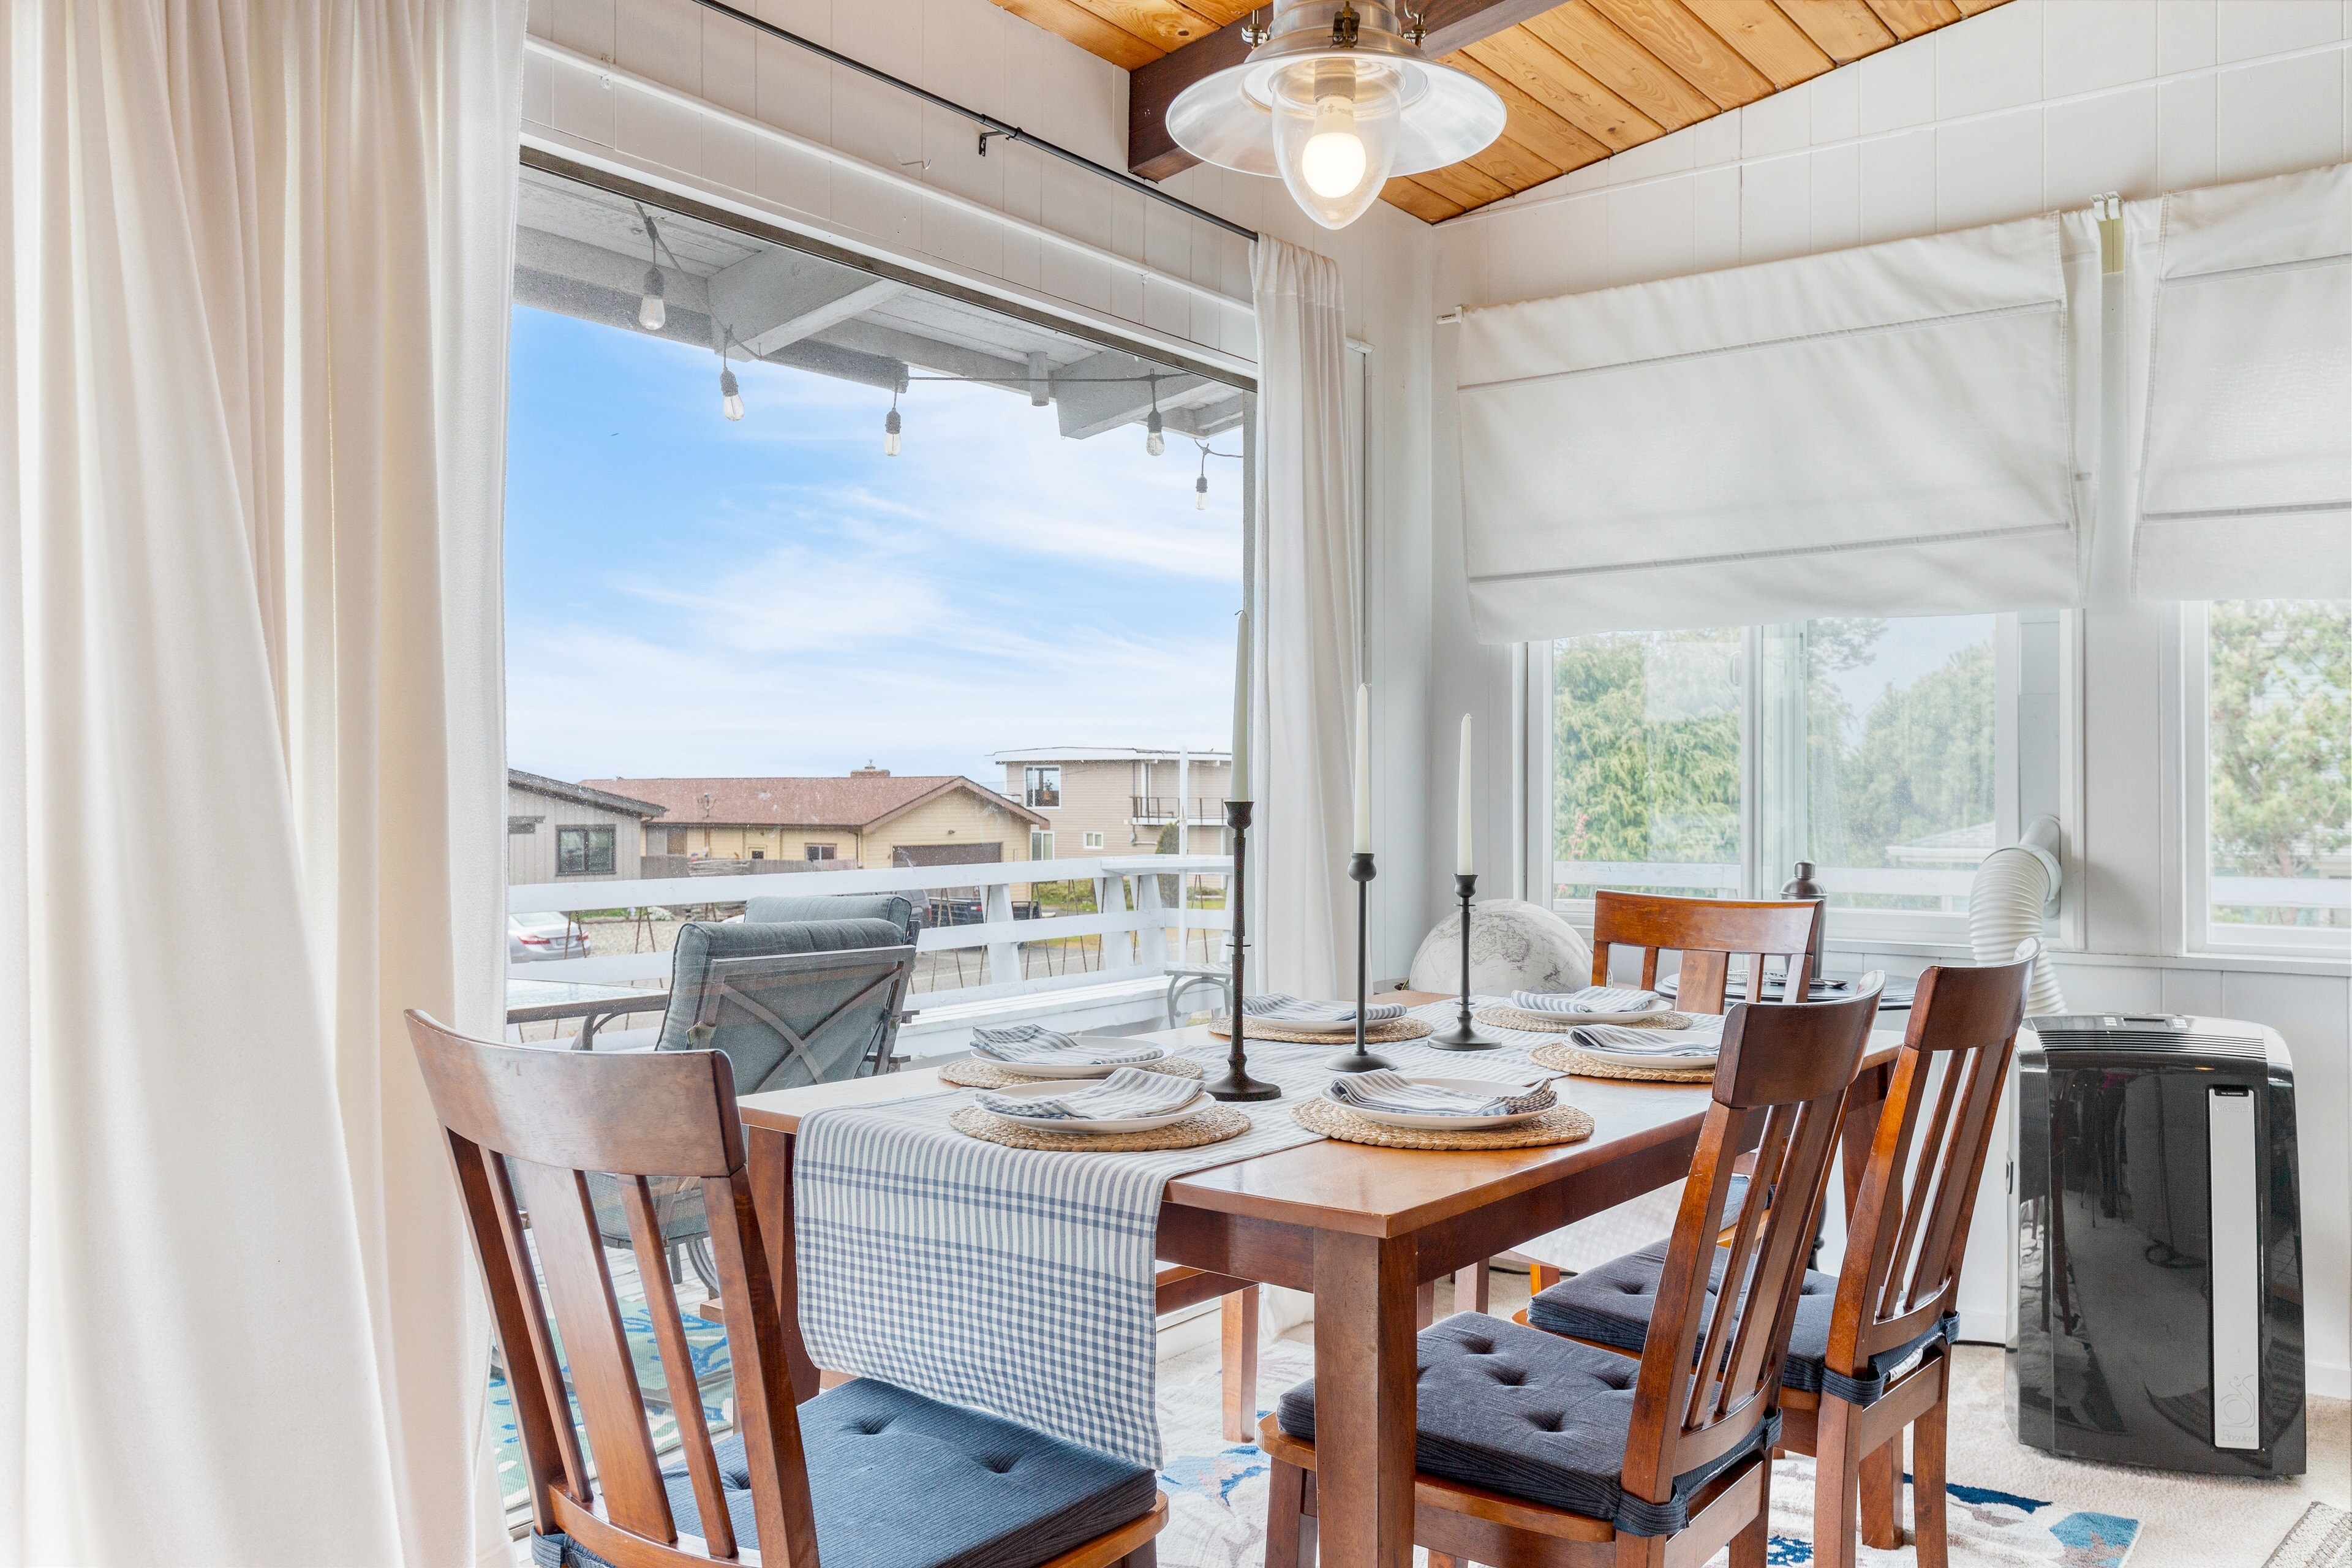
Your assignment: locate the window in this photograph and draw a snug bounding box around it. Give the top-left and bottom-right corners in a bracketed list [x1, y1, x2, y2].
[1025, 767, 1062, 809]
[1030, 829, 1055, 861]
[508, 815, 540, 835]
[1552, 628, 1743, 900]
[1084, 831, 1105, 850]
[1758, 616, 1997, 917]
[749, 849, 764, 860]
[1550, 614, 2018, 938]
[556, 824, 616, 876]
[2194, 600, 2350, 954]
[805, 843, 837, 861]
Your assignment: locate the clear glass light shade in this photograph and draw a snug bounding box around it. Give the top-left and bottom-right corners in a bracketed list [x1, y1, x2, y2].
[638, 267, 666, 331]
[1268, 60, 1401, 230]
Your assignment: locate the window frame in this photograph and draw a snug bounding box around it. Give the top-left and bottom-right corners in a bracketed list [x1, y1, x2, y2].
[1529, 612, 2053, 954]
[2182, 599, 2352, 960]
[556, 823, 617, 876]
[1030, 829, 1055, 861]
[1083, 830, 1106, 850]
[1025, 766, 1062, 810]
[804, 843, 837, 862]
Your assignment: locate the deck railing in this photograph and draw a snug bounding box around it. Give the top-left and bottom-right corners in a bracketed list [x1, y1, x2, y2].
[509, 854, 1235, 1041]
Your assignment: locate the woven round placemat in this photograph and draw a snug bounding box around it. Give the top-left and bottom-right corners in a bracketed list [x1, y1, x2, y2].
[1475, 1005, 1698, 1035]
[1208, 1016, 1434, 1046]
[1528, 1039, 1717, 1084]
[937, 1056, 1205, 1090]
[1291, 1095, 1595, 1150]
[947, 1103, 1250, 1152]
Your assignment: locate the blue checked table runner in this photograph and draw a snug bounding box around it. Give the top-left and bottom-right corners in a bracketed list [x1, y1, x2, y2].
[791, 998, 1596, 1466]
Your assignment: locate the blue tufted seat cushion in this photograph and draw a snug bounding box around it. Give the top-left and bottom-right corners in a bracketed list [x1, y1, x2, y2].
[1275, 1313, 1775, 1536]
[638, 1379, 1156, 1568]
[1527, 1242, 1954, 1404]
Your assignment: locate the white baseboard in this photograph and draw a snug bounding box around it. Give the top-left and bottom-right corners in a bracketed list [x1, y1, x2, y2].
[2310, 1360, 2350, 1401]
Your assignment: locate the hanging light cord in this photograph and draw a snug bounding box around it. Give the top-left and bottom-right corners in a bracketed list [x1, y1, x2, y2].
[633, 200, 687, 275]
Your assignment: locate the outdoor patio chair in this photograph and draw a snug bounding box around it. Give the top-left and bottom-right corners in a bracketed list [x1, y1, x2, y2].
[408, 1013, 1166, 1568]
[745, 891, 922, 944]
[601, 916, 918, 1294]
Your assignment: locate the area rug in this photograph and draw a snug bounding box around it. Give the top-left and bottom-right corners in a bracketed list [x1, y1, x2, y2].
[2266, 1504, 2352, 1568]
[1152, 1338, 2141, 1568]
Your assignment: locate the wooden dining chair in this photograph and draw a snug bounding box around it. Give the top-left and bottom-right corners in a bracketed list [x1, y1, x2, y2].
[1523, 944, 2036, 1568]
[407, 1011, 1166, 1568]
[1591, 890, 1824, 1014]
[1259, 980, 1881, 1568]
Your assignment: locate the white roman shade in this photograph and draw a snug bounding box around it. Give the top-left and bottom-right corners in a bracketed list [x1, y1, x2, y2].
[2124, 163, 2352, 602]
[1457, 211, 2100, 640]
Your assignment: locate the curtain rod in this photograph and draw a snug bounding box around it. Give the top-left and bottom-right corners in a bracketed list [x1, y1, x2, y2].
[684, 0, 1260, 246]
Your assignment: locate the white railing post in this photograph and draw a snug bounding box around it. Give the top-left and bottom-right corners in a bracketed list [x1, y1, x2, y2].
[984, 881, 1020, 986]
[1096, 872, 1128, 970]
[1136, 865, 1167, 969]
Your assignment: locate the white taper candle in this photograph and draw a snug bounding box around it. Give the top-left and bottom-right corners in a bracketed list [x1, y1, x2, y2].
[1457, 713, 1474, 876]
[1352, 684, 1371, 854]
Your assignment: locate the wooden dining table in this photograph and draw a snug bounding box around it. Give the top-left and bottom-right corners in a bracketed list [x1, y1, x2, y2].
[733, 1005, 1901, 1568]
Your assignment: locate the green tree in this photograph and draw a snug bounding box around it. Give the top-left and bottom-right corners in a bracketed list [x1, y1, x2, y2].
[1554, 631, 1741, 876]
[1833, 642, 1997, 866]
[2207, 601, 2351, 922]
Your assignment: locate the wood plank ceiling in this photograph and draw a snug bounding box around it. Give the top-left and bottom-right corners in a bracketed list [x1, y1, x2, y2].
[992, 0, 2008, 222]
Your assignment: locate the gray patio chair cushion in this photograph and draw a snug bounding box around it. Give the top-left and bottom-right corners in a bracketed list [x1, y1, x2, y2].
[1275, 1312, 1774, 1536]
[744, 892, 921, 944]
[650, 1378, 1158, 1568]
[656, 916, 911, 1090]
[1527, 1240, 1956, 1404]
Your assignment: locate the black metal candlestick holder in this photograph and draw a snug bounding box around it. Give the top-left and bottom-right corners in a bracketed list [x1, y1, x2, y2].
[1202, 799, 1280, 1101]
[1327, 851, 1393, 1072]
[1429, 872, 1501, 1050]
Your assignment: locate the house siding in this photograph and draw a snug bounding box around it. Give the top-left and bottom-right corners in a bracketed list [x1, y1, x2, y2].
[507, 782, 649, 887]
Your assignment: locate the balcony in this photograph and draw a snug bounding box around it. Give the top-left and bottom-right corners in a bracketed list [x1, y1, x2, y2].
[1129, 795, 1226, 827]
[507, 853, 1234, 1055]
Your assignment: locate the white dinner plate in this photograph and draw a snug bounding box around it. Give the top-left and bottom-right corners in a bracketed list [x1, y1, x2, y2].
[974, 1047, 1167, 1079]
[1329, 1076, 1556, 1132]
[1517, 996, 1676, 1026]
[976, 1081, 1208, 1134]
[1577, 1043, 1720, 1072]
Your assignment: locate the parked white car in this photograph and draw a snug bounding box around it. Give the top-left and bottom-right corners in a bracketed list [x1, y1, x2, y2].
[508, 911, 589, 963]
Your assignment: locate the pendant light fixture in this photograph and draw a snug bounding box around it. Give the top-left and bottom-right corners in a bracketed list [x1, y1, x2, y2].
[1145, 375, 1166, 457]
[883, 391, 903, 456]
[635, 203, 673, 330]
[1195, 442, 1211, 509]
[1164, 1, 1504, 230]
[718, 330, 744, 421]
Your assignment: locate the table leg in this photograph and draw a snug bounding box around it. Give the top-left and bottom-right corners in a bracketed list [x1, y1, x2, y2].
[1312, 1229, 1418, 1568]
[745, 1123, 821, 1403]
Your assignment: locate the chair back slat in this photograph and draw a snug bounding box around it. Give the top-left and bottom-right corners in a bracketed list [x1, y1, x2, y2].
[623, 1177, 739, 1558]
[408, 1011, 822, 1568]
[1826, 944, 2035, 1377]
[1590, 892, 1822, 1014]
[507, 1156, 678, 1541]
[1621, 979, 1881, 1497]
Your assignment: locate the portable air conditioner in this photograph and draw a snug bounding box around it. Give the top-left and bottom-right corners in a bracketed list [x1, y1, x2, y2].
[2011, 1014, 2304, 1476]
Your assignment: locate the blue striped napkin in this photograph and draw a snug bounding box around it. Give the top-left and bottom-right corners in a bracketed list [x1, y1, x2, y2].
[1567, 1022, 1722, 1058]
[1243, 992, 1407, 1024]
[1324, 1071, 1556, 1117]
[971, 1024, 1166, 1067]
[974, 1067, 1205, 1123]
[1510, 986, 1665, 1015]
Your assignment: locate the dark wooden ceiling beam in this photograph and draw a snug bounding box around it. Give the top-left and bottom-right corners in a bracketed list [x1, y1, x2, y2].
[1129, 0, 1569, 179]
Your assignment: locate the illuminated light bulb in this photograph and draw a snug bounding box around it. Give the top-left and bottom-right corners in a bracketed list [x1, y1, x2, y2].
[720, 366, 743, 421]
[1299, 93, 1366, 198]
[1146, 407, 1165, 458]
[638, 266, 666, 331]
[884, 404, 902, 456]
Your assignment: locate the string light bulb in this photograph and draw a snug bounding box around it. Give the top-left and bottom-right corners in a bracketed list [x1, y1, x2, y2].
[1145, 375, 1165, 456]
[884, 391, 902, 457]
[638, 265, 666, 331]
[1196, 442, 1211, 509]
[719, 365, 742, 421]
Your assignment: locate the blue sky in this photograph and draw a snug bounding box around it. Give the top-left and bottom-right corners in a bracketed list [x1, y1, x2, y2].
[503, 306, 1244, 785]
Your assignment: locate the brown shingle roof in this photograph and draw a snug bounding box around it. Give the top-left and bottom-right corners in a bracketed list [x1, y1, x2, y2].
[575, 773, 1045, 832]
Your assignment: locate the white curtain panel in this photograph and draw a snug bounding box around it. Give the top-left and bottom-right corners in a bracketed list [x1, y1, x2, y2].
[1457, 211, 2102, 641]
[2124, 163, 2352, 602]
[1251, 239, 1360, 998]
[1, 6, 522, 1566]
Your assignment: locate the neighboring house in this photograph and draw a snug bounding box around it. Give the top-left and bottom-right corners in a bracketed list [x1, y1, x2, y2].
[507, 770, 668, 886]
[578, 767, 1047, 873]
[990, 748, 1232, 855]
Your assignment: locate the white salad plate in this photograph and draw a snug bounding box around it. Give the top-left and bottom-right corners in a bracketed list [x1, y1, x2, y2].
[977, 1081, 1208, 1134]
[1329, 1076, 1555, 1132]
[982, 1048, 1167, 1080]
